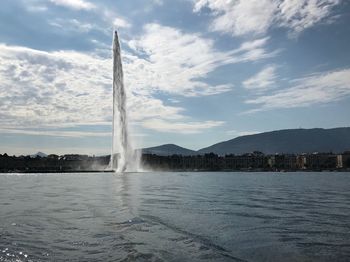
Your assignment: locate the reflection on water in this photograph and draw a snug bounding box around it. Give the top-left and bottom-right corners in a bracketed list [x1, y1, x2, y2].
[0, 172, 349, 261]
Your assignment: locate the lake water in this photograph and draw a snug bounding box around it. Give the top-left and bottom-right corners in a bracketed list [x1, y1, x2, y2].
[0, 172, 349, 261]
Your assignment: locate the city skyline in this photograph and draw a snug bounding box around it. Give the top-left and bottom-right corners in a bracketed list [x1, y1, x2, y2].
[0, 0, 350, 155]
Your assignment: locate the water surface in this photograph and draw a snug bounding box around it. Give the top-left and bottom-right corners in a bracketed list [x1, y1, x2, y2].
[0, 172, 349, 261]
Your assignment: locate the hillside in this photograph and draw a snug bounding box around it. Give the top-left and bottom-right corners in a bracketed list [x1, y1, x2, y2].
[198, 127, 350, 155]
[30, 152, 47, 158]
[142, 144, 197, 156]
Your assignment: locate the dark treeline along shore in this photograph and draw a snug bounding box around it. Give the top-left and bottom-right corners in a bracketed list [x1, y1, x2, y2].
[1, 151, 350, 172]
[2, 127, 350, 172]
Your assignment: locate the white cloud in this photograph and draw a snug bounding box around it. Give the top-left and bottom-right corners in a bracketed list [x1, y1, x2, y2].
[0, 43, 188, 130]
[194, 0, 341, 37]
[99, 9, 132, 32]
[142, 119, 224, 134]
[0, 38, 227, 135]
[0, 23, 276, 136]
[49, 0, 95, 10]
[278, 0, 341, 37]
[113, 18, 132, 29]
[49, 19, 95, 33]
[0, 128, 110, 138]
[245, 68, 350, 112]
[48, 2, 132, 31]
[128, 94, 184, 121]
[0, 44, 112, 128]
[243, 65, 277, 91]
[195, 0, 277, 36]
[126, 23, 275, 97]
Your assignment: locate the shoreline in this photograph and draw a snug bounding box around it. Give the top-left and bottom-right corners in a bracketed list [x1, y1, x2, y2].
[1, 169, 349, 173]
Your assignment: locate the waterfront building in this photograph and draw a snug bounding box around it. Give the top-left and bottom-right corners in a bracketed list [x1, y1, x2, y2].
[296, 154, 307, 169]
[305, 153, 337, 170]
[274, 154, 297, 170]
[337, 152, 350, 169]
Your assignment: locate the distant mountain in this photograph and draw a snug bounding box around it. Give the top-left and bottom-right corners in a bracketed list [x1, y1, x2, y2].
[31, 151, 47, 158]
[198, 127, 350, 155]
[142, 144, 197, 156]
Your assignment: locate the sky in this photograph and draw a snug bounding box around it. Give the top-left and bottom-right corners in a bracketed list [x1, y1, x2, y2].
[0, 0, 349, 155]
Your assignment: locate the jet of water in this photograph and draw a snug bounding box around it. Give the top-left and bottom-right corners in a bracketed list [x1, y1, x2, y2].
[110, 31, 141, 172]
